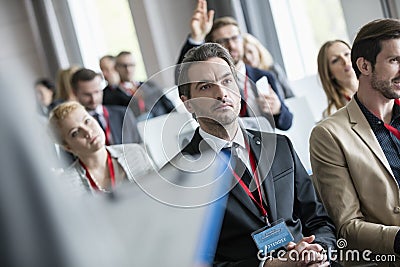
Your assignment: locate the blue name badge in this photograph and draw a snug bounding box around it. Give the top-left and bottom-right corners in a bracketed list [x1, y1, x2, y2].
[251, 219, 294, 254]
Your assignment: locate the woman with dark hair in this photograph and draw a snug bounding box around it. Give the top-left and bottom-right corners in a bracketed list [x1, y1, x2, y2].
[34, 78, 60, 116]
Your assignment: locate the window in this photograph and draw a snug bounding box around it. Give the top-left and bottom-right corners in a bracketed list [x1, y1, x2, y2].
[269, 0, 349, 80]
[67, 0, 147, 80]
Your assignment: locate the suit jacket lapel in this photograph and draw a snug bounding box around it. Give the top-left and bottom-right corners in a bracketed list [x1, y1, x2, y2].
[347, 99, 395, 177]
[246, 130, 278, 222]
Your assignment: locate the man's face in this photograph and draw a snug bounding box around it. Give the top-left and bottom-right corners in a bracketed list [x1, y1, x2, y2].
[115, 54, 136, 82]
[74, 76, 104, 111]
[212, 25, 244, 65]
[370, 38, 400, 99]
[100, 58, 120, 85]
[181, 57, 241, 127]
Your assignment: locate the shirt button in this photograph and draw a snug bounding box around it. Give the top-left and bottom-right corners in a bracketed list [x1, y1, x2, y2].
[394, 207, 400, 214]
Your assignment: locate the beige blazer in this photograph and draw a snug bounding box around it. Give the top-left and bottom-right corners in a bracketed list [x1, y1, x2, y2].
[310, 98, 400, 256]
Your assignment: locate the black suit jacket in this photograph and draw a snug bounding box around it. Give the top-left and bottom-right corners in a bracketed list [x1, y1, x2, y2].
[176, 38, 293, 130]
[178, 127, 336, 266]
[103, 105, 141, 144]
[103, 82, 175, 119]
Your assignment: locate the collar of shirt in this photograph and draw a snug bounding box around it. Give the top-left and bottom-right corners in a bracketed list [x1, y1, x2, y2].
[88, 105, 104, 116]
[354, 94, 400, 127]
[236, 61, 246, 81]
[199, 127, 251, 170]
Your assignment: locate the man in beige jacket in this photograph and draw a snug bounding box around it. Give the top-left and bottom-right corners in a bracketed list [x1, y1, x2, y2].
[310, 18, 400, 266]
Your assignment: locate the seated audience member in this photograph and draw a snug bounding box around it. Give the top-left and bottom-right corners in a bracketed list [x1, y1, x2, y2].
[55, 66, 80, 102]
[71, 68, 141, 144]
[317, 40, 358, 118]
[34, 78, 62, 116]
[49, 101, 153, 194]
[100, 55, 121, 87]
[176, 0, 293, 131]
[172, 43, 336, 266]
[310, 18, 400, 262]
[243, 33, 294, 99]
[104, 51, 175, 121]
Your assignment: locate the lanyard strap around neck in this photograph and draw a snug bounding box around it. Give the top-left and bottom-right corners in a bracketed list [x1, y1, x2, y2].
[79, 150, 115, 191]
[102, 106, 112, 145]
[239, 74, 249, 117]
[227, 142, 268, 218]
[381, 99, 400, 140]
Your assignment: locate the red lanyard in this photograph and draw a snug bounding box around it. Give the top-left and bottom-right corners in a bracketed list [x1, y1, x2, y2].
[382, 99, 400, 139]
[227, 142, 268, 218]
[79, 150, 116, 191]
[239, 74, 249, 117]
[102, 106, 112, 145]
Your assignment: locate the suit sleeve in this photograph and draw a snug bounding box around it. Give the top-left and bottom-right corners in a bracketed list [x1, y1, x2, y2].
[283, 135, 337, 250]
[122, 108, 142, 144]
[264, 72, 293, 131]
[309, 124, 400, 254]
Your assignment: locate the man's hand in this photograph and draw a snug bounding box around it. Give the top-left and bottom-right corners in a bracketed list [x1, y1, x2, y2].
[257, 87, 282, 115]
[190, 0, 215, 42]
[264, 235, 328, 267]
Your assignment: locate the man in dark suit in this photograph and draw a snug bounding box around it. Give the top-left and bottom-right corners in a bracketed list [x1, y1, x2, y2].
[71, 68, 141, 144]
[103, 51, 175, 121]
[172, 42, 336, 266]
[176, 0, 292, 130]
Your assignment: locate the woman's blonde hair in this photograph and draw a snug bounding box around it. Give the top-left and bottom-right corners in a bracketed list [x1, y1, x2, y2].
[317, 40, 351, 117]
[242, 33, 274, 70]
[48, 101, 84, 145]
[55, 66, 80, 101]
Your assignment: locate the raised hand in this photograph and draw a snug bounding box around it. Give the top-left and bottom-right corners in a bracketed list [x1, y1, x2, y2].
[190, 0, 215, 42]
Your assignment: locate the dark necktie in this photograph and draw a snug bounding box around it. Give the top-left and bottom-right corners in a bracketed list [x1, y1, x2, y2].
[221, 146, 252, 188]
[93, 113, 105, 131]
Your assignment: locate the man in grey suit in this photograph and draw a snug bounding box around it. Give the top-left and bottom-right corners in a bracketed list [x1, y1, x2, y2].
[171, 42, 336, 266]
[71, 68, 141, 144]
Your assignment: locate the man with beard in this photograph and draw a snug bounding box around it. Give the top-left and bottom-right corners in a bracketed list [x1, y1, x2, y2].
[310, 18, 400, 263]
[173, 42, 336, 266]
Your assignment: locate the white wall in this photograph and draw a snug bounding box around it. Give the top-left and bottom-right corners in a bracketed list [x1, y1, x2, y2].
[341, 0, 385, 42]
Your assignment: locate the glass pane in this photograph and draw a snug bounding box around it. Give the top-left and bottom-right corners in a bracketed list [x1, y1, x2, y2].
[270, 0, 349, 80]
[67, 0, 147, 81]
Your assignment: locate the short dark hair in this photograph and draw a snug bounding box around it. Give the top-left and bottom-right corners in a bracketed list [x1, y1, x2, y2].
[205, 16, 240, 43]
[35, 78, 55, 94]
[70, 68, 101, 92]
[177, 43, 237, 99]
[352, 18, 400, 78]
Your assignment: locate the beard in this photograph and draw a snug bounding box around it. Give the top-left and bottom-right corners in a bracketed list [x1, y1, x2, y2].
[371, 71, 400, 99]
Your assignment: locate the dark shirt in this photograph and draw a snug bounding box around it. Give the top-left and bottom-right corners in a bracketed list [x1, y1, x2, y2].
[354, 94, 400, 187]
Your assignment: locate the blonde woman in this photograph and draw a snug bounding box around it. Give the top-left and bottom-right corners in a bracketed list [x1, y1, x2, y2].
[54, 66, 80, 102]
[49, 101, 154, 194]
[243, 33, 294, 99]
[317, 40, 358, 118]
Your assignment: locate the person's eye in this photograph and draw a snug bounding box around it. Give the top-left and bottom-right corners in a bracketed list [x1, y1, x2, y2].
[390, 57, 399, 63]
[345, 52, 351, 57]
[331, 58, 339, 64]
[84, 118, 91, 124]
[71, 130, 78, 138]
[200, 84, 212, 90]
[222, 78, 233, 85]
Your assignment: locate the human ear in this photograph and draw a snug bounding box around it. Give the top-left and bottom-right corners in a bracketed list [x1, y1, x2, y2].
[356, 57, 371, 75]
[181, 95, 194, 113]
